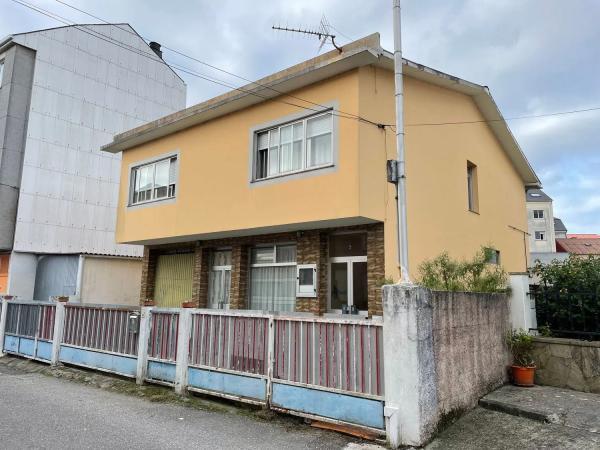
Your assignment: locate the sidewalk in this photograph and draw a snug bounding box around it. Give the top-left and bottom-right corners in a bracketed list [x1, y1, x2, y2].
[479, 384, 600, 433]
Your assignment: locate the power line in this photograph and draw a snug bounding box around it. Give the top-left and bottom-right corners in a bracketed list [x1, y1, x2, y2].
[51, 0, 384, 128]
[9, 0, 600, 129]
[10, 0, 389, 127]
[405, 106, 600, 127]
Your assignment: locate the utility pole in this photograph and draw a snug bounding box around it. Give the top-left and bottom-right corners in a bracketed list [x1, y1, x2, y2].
[393, 0, 410, 281]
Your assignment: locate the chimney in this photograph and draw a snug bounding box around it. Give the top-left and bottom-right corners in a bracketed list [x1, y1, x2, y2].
[149, 41, 162, 59]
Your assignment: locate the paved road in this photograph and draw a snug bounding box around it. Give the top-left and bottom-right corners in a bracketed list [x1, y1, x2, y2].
[0, 362, 358, 450]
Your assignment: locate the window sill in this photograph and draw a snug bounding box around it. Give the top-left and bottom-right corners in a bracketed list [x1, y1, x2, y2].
[251, 163, 335, 184]
[127, 196, 176, 210]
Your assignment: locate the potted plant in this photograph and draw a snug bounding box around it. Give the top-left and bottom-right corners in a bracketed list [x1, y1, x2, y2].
[55, 295, 69, 303]
[143, 299, 155, 307]
[506, 329, 536, 387]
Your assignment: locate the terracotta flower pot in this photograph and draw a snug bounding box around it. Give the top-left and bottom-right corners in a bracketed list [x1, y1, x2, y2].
[56, 296, 69, 303]
[143, 300, 156, 307]
[181, 301, 196, 308]
[511, 365, 536, 387]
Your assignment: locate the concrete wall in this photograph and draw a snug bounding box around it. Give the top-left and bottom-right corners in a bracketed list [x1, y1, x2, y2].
[431, 291, 510, 419]
[0, 44, 35, 250]
[383, 284, 510, 447]
[532, 337, 600, 394]
[80, 256, 142, 306]
[6, 251, 37, 299]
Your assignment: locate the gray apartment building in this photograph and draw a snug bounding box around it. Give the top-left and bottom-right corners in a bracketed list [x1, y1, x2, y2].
[0, 24, 186, 303]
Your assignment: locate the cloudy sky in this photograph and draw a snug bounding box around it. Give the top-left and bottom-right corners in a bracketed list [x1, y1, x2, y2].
[2, 0, 599, 232]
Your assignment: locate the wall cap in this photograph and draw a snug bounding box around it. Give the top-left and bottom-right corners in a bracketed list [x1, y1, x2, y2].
[533, 336, 600, 348]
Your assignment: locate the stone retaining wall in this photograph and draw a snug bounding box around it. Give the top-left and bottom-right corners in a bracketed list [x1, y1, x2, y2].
[532, 337, 600, 394]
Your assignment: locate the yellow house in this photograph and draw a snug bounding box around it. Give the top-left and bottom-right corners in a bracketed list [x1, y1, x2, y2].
[102, 34, 540, 315]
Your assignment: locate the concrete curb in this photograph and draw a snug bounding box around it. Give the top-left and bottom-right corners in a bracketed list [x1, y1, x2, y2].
[478, 398, 558, 424]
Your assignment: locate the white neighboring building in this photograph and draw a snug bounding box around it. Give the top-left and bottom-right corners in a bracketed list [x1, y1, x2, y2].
[526, 189, 569, 267]
[0, 24, 186, 303]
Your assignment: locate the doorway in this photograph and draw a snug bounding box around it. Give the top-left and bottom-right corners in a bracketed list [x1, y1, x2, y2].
[208, 250, 232, 309]
[328, 233, 368, 313]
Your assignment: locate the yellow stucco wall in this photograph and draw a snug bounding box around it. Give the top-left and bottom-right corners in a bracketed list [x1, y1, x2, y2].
[357, 66, 528, 279]
[117, 71, 361, 244]
[116, 66, 528, 280]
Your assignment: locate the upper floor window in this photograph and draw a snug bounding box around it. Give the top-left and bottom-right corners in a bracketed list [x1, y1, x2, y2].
[131, 156, 177, 205]
[533, 210, 544, 219]
[467, 161, 479, 213]
[254, 112, 333, 180]
[535, 231, 546, 241]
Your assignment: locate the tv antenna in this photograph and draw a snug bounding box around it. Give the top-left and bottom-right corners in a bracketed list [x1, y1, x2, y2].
[272, 17, 342, 54]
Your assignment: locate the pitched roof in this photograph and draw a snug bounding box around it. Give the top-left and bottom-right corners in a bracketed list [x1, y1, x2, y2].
[566, 234, 600, 239]
[101, 33, 541, 188]
[553, 217, 567, 232]
[526, 189, 552, 203]
[556, 238, 600, 255]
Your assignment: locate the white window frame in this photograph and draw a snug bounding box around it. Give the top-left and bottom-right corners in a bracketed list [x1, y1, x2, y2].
[253, 111, 334, 181]
[208, 249, 232, 310]
[249, 243, 297, 268]
[328, 256, 368, 315]
[535, 231, 546, 241]
[533, 210, 544, 219]
[296, 264, 317, 298]
[130, 156, 177, 206]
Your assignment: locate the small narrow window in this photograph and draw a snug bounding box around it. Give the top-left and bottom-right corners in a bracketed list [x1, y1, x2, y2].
[131, 156, 177, 205]
[533, 210, 544, 219]
[535, 231, 546, 241]
[467, 161, 479, 213]
[484, 248, 500, 265]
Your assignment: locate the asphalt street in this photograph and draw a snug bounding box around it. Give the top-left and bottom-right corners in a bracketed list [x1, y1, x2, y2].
[0, 361, 358, 450]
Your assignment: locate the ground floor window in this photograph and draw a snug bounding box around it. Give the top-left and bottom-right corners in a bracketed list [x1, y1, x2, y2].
[249, 244, 296, 312]
[208, 250, 231, 309]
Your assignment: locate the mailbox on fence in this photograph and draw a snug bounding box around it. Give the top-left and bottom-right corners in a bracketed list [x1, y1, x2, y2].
[128, 312, 140, 334]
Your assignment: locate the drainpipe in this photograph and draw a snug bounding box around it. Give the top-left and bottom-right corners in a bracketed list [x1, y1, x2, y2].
[392, 0, 411, 282]
[75, 254, 84, 302]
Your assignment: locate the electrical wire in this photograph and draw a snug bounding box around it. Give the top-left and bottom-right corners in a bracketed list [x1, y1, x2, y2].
[9, 0, 390, 127]
[8, 0, 600, 129]
[49, 0, 387, 128]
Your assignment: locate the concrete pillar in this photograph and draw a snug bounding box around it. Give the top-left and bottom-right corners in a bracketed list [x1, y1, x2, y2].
[382, 283, 438, 448]
[509, 273, 536, 331]
[174, 309, 191, 395]
[51, 302, 65, 366]
[136, 307, 152, 385]
[0, 298, 8, 356]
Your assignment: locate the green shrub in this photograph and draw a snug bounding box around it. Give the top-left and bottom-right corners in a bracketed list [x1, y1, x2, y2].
[506, 329, 535, 367]
[418, 247, 508, 293]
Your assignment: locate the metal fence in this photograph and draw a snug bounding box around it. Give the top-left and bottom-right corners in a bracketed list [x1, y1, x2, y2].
[63, 305, 139, 355]
[5, 302, 55, 340]
[273, 317, 384, 397]
[148, 311, 179, 361]
[532, 288, 600, 340]
[189, 312, 269, 376]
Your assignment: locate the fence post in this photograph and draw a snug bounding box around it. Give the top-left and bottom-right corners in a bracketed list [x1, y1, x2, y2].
[51, 302, 65, 366]
[0, 299, 8, 356]
[266, 315, 275, 406]
[136, 307, 152, 385]
[174, 309, 191, 395]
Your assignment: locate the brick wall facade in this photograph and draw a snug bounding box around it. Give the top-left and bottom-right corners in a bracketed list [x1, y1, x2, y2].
[139, 223, 385, 315]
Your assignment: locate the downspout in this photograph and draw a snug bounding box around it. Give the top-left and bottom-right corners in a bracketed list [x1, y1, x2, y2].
[75, 254, 84, 302]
